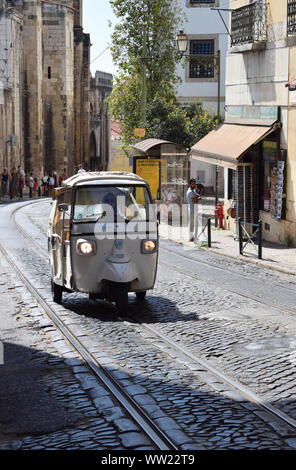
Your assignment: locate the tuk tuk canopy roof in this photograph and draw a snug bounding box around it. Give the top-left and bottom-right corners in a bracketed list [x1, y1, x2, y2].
[61, 171, 147, 188]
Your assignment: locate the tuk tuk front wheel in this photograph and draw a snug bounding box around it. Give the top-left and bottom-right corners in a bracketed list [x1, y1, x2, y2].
[136, 291, 146, 301]
[115, 284, 129, 316]
[51, 279, 63, 304]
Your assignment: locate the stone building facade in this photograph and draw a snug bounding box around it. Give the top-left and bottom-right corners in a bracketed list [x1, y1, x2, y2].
[89, 70, 112, 171]
[0, 0, 92, 179]
[0, 0, 23, 171]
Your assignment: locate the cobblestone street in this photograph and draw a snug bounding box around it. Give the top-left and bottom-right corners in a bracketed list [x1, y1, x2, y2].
[1, 199, 296, 454]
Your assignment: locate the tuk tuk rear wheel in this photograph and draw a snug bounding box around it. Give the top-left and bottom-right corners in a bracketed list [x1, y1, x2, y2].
[51, 279, 63, 304]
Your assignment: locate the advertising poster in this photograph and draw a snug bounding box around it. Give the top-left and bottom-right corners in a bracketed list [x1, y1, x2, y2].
[136, 159, 160, 201]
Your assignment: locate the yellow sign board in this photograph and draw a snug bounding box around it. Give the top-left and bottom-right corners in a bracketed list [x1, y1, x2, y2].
[134, 128, 146, 138]
[136, 159, 160, 201]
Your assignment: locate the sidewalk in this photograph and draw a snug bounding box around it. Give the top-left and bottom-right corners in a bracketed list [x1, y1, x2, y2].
[159, 222, 296, 277]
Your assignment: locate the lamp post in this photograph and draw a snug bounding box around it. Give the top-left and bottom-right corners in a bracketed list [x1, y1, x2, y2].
[141, 24, 148, 129]
[176, 30, 221, 227]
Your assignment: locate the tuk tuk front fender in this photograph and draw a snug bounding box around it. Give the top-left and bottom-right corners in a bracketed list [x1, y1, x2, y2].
[100, 260, 140, 284]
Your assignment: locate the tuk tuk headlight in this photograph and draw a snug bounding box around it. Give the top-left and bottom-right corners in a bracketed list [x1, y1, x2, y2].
[76, 239, 96, 255]
[141, 239, 158, 254]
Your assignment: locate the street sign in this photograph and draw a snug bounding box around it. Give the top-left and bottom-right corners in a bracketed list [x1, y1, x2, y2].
[134, 128, 146, 138]
[6, 135, 17, 146]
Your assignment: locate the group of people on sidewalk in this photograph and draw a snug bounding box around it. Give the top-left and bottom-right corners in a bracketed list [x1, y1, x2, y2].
[40, 168, 68, 197]
[0, 165, 86, 201]
[0, 165, 27, 200]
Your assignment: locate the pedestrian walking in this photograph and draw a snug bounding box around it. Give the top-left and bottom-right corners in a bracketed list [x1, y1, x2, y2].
[1, 168, 9, 199]
[53, 171, 58, 188]
[48, 173, 55, 196]
[41, 172, 49, 196]
[187, 178, 201, 242]
[17, 165, 25, 199]
[29, 172, 34, 198]
[33, 177, 39, 197]
[9, 167, 18, 199]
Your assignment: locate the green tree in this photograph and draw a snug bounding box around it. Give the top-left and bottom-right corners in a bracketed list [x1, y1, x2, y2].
[109, 0, 184, 144]
[146, 99, 222, 149]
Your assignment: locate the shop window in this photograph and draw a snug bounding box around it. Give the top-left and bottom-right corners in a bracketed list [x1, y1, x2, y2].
[260, 141, 277, 212]
[228, 169, 234, 200]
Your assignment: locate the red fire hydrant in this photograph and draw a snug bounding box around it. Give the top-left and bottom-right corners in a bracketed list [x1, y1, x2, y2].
[214, 202, 224, 229]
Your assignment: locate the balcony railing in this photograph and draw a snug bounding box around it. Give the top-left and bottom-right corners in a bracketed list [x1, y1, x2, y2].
[288, 0, 296, 35]
[231, 0, 267, 48]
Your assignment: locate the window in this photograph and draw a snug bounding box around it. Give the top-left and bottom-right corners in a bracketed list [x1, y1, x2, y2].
[48, 67, 51, 79]
[73, 185, 153, 223]
[287, 0, 296, 35]
[189, 39, 214, 78]
[189, 0, 215, 4]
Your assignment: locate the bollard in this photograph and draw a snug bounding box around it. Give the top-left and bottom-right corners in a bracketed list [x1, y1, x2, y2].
[238, 218, 243, 255]
[258, 220, 262, 260]
[207, 218, 211, 248]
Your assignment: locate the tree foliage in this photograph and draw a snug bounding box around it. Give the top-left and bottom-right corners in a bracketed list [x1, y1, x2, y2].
[146, 99, 222, 149]
[109, 0, 221, 149]
[109, 0, 184, 144]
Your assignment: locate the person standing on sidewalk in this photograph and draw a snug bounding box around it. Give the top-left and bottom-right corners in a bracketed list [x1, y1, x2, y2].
[77, 164, 86, 174]
[187, 178, 201, 242]
[59, 168, 68, 186]
[1, 168, 9, 199]
[41, 172, 49, 196]
[29, 172, 34, 198]
[9, 167, 18, 199]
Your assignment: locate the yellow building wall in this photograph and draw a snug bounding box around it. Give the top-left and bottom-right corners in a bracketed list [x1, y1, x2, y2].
[229, 0, 286, 23]
[287, 45, 296, 245]
[109, 142, 132, 172]
[267, 0, 287, 24]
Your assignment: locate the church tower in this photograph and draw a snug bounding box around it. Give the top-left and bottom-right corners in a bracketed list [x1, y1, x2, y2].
[73, 0, 90, 169]
[22, 0, 44, 176]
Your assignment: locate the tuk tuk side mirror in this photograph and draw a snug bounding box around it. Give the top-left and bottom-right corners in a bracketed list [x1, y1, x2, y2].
[58, 203, 69, 213]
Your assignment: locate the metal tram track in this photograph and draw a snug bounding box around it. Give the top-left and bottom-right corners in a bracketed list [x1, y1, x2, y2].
[159, 250, 296, 317]
[9, 201, 296, 438]
[2, 205, 178, 451]
[160, 243, 296, 294]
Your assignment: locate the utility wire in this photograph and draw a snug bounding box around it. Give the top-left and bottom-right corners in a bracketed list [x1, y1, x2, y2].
[90, 45, 111, 65]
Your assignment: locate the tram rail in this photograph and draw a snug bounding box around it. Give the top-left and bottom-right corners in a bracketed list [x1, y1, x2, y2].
[7, 200, 296, 442]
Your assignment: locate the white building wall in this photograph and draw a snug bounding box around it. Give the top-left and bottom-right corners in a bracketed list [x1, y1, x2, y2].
[176, 0, 229, 114]
[176, 0, 229, 189]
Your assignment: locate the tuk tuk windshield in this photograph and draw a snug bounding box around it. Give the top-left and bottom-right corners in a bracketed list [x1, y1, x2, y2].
[73, 185, 154, 223]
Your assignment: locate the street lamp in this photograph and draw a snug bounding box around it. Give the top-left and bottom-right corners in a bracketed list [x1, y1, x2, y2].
[176, 30, 221, 227]
[176, 30, 189, 55]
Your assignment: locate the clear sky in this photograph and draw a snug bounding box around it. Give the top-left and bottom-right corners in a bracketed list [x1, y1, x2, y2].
[83, 0, 118, 77]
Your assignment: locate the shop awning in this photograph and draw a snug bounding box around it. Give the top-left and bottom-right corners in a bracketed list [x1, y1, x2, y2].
[191, 120, 278, 169]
